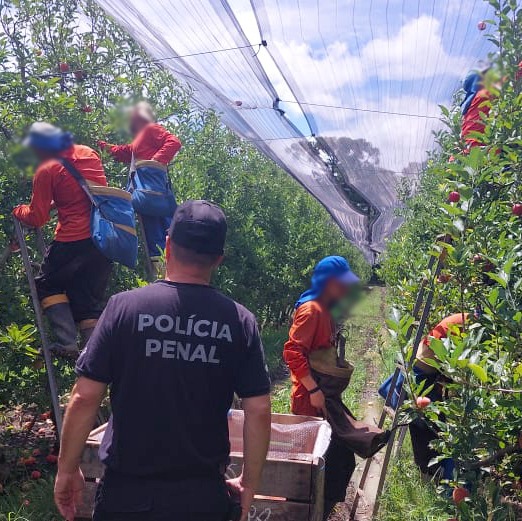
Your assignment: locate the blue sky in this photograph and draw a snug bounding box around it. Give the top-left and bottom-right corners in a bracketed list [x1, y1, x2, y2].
[229, 0, 496, 171]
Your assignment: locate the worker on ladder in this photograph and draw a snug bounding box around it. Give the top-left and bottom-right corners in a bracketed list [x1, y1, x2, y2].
[98, 102, 182, 276]
[12, 122, 112, 357]
[410, 312, 469, 480]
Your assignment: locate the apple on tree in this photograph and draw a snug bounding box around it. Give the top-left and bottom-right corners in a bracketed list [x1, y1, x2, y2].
[59, 62, 70, 73]
[416, 396, 431, 409]
[453, 487, 470, 505]
[512, 203, 522, 216]
[448, 191, 461, 203]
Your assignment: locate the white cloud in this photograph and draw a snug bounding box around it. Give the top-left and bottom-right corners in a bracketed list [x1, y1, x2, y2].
[362, 15, 469, 80]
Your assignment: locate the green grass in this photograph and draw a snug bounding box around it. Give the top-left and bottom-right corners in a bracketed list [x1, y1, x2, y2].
[376, 440, 452, 521]
[0, 477, 60, 521]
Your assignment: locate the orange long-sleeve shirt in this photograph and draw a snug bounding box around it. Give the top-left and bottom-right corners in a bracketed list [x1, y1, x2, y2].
[12, 145, 107, 242]
[283, 300, 335, 416]
[108, 123, 181, 165]
[417, 313, 469, 367]
[461, 88, 492, 148]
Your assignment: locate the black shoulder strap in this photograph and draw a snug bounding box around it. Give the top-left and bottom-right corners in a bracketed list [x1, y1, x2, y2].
[57, 158, 97, 207]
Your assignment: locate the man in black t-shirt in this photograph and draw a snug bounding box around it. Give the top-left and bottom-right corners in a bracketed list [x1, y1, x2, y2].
[54, 200, 272, 521]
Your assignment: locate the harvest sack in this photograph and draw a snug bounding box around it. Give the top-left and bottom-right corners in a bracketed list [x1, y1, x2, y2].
[58, 159, 138, 268]
[127, 160, 177, 217]
[311, 367, 389, 459]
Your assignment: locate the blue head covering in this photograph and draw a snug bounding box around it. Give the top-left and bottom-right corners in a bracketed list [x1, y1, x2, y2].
[461, 71, 482, 116]
[295, 255, 360, 309]
[23, 122, 74, 153]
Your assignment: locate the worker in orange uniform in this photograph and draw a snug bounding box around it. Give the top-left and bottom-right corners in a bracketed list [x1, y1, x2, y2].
[284, 256, 388, 520]
[98, 102, 181, 275]
[13, 122, 112, 356]
[411, 312, 469, 479]
[461, 61, 522, 148]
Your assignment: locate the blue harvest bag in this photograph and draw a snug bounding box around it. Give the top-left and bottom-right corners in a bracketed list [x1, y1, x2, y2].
[89, 186, 138, 268]
[378, 371, 405, 410]
[128, 160, 177, 218]
[59, 159, 138, 269]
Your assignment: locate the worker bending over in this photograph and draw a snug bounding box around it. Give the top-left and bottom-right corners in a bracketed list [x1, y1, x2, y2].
[411, 312, 469, 479]
[284, 256, 388, 520]
[12, 123, 112, 356]
[54, 200, 271, 521]
[98, 102, 181, 275]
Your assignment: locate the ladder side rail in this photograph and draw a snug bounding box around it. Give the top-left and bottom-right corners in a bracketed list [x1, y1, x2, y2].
[13, 219, 63, 438]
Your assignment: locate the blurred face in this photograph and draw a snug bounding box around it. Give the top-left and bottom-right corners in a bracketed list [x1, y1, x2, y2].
[129, 112, 149, 136]
[322, 277, 350, 304]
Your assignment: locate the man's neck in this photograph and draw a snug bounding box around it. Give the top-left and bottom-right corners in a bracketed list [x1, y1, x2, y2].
[165, 267, 211, 286]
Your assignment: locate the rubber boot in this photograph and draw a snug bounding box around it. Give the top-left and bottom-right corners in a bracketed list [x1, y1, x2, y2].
[44, 302, 78, 354]
[79, 319, 97, 349]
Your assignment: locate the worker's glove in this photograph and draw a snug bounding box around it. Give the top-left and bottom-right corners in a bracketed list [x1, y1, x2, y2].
[97, 140, 108, 150]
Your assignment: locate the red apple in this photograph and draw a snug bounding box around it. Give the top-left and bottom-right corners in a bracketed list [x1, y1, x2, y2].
[45, 454, 58, 464]
[472, 254, 482, 264]
[74, 70, 85, 81]
[30, 470, 41, 480]
[448, 191, 461, 203]
[59, 62, 70, 73]
[32, 449, 41, 457]
[81, 105, 92, 113]
[453, 486, 470, 505]
[477, 20, 487, 30]
[37, 427, 47, 435]
[39, 412, 50, 421]
[24, 457, 36, 466]
[416, 396, 431, 409]
[512, 203, 522, 216]
[23, 499, 30, 506]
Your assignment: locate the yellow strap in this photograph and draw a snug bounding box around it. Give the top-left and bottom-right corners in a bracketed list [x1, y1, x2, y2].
[114, 223, 137, 236]
[89, 184, 132, 201]
[79, 319, 98, 330]
[41, 294, 69, 310]
[135, 159, 168, 172]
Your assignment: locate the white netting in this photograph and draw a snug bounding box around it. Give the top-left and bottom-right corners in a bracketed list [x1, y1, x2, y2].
[95, 0, 495, 260]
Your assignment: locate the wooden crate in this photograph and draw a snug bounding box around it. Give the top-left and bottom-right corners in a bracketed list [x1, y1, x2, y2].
[77, 411, 331, 521]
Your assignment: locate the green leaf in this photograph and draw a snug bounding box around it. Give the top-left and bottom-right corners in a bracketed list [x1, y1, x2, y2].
[468, 363, 488, 383]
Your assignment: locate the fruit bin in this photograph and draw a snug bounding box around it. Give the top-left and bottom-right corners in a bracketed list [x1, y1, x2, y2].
[76, 410, 331, 521]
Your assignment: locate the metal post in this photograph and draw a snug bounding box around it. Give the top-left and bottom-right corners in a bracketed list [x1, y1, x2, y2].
[13, 220, 63, 438]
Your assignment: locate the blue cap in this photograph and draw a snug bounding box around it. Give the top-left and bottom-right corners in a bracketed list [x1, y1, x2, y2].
[295, 255, 360, 308]
[23, 122, 73, 153]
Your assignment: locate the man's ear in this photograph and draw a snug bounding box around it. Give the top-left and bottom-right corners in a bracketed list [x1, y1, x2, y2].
[165, 237, 171, 263]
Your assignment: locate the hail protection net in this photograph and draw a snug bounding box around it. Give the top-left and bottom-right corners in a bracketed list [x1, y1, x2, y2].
[95, 0, 495, 261]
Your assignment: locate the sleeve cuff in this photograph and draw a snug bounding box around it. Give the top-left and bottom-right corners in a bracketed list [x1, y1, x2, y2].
[237, 386, 271, 399]
[75, 367, 111, 384]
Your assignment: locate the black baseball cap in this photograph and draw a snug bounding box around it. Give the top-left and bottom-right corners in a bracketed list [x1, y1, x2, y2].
[169, 200, 227, 255]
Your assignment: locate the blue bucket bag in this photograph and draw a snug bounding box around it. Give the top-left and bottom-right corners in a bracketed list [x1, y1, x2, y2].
[58, 159, 138, 269]
[127, 160, 177, 217]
